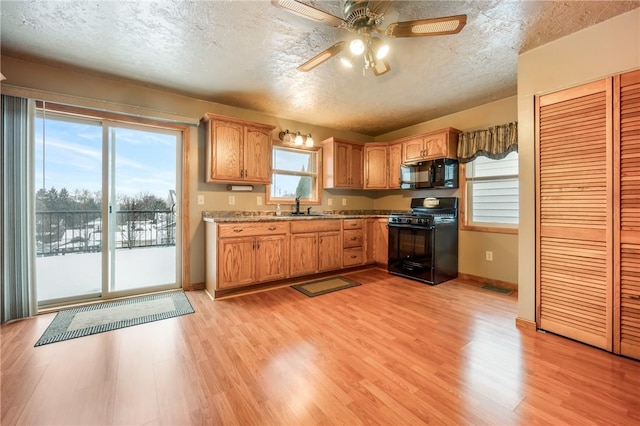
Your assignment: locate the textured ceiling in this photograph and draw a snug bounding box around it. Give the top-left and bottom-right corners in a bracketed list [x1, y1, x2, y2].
[1, 0, 639, 136]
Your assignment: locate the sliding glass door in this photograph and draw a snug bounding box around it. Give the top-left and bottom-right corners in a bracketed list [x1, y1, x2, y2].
[35, 110, 181, 306]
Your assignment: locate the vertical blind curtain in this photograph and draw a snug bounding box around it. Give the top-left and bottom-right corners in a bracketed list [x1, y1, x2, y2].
[1, 95, 37, 323]
[457, 121, 518, 163]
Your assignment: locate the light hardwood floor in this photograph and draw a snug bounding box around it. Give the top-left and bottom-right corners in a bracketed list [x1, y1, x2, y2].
[2, 268, 639, 425]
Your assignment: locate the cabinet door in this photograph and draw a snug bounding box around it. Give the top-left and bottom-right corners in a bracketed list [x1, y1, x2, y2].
[424, 132, 448, 160]
[210, 120, 243, 181]
[290, 233, 318, 277]
[388, 143, 403, 189]
[403, 138, 425, 163]
[536, 78, 613, 351]
[364, 145, 388, 189]
[373, 219, 389, 265]
[244, 126, 272, 183]
[334, 143, 351, 187]
[617, 70, 640, 360]
[255, 235, 288, 282]
[217, 237, 255, 288]
[318, 231, 342, 272]
[350, 143, 364, 188]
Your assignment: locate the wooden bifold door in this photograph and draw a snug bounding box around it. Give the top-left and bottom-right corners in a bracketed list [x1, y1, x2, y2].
[536, 69, 640, 360]
[615, 70, 640, 359]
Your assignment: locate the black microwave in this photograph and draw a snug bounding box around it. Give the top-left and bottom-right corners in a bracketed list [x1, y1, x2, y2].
[400, 158, 458, 189]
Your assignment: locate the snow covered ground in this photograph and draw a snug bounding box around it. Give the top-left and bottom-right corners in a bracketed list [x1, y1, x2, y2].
[36, 246, 177, 302]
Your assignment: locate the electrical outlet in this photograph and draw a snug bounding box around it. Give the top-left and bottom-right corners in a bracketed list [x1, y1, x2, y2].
[256, 195, 262, 206]
[197, 195, 205, 205]
[328, 198, 333, 206]
[342, 198, 347, 206]
[486, 251, 493, 261]
[228, 195, 235, 206]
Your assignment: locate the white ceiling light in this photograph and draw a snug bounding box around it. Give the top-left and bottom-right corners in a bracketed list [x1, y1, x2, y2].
[372, 37, 389, 59]
[340, 56, 353, 68]
[349, 38, 365, 55]
[305, 134, 314, 147]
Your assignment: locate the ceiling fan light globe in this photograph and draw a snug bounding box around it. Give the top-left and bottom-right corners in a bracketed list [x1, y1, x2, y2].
[376, 44, 389, 59]
[350, 38, 365, 55]
[340, 56, 354, 68]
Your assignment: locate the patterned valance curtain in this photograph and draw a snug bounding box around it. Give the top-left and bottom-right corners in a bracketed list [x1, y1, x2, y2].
[1, 95, 37, 323]
[457, 121, 518, 163]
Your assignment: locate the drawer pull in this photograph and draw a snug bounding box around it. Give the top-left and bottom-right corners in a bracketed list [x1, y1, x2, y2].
[351, 255, 357, 259]
[630, 295, 640, 300]
[350, 237, 357, 241]
[233, 228, 243, 233]
[268, 226, 277, 231]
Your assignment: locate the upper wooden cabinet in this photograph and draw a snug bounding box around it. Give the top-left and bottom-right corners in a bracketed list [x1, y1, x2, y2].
[401, 128, 460, 163]
[364, 144, 388, 189]
[388, 142, 403, 189]
[322, 138, 364, 189]
[363, 142, 403, 190]
[202, 113, 275, 184]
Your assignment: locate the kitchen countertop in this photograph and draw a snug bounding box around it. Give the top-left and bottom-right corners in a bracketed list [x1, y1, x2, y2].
[202, 210, 407, 223]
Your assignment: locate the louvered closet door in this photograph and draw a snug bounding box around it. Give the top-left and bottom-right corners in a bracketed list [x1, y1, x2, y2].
[617, 70, 640, 359]
[536, 79, 613, 350]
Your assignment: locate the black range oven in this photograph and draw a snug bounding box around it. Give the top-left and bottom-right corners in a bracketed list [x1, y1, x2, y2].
[388, 197, 458, 285]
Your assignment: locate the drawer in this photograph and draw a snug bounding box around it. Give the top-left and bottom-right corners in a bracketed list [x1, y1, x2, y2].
[218, 222, 289, 238]
[343, 219, 364, 230]
[343, 229, 364, 248]
[343, 248, 363, 266]
[290, 219, 341, 233]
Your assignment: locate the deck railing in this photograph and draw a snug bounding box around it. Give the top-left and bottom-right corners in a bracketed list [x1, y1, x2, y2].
[35, 210, 176, 256]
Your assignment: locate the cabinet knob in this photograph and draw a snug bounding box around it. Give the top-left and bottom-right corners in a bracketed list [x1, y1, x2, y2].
[240, 169, 244, 178]
[268, 226, 277, 231]
[233, 228, 243, 233]
[350, 237, 357, 240]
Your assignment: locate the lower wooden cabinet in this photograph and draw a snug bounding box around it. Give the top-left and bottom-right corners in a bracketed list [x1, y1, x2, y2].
[218, 234, 288, 289]
[342, 219, 364, 267]
[206, 217, 384, 296]
[373, 219, 389, 265]
[290, 220, 343, 277]
[319, 231, 342, 272]
[210, 222, 289, 290]
[290, 233, 318, 277]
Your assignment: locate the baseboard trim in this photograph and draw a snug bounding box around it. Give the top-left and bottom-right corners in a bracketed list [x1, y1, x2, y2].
[185, 281, 205, 291]
[456, 273, 518, 292]
[516, 317, 537, 331]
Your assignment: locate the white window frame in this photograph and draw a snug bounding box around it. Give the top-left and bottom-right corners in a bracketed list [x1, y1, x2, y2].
[266, 142, 322, 205]
[460, 151, 519, 234]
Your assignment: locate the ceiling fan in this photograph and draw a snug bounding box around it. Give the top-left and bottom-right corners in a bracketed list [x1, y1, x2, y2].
[271, 0, 467, 76]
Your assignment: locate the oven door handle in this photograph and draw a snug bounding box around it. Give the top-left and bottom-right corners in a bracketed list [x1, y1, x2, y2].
[388, 223, 435, 230]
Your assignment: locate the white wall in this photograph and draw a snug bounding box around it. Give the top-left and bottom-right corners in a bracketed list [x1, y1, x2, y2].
[517, 9, 640, 321]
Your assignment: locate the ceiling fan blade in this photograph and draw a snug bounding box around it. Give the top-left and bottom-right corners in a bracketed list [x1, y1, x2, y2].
[271, 0, 346, 28]
[372, 59, 390, 76]
[367, 0, 393, 17]
[385, 14, 467, 37]
[297, 42, 345, 72]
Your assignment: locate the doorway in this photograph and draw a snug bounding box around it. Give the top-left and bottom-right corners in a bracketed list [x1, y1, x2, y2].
[34, 109, 181, 307]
